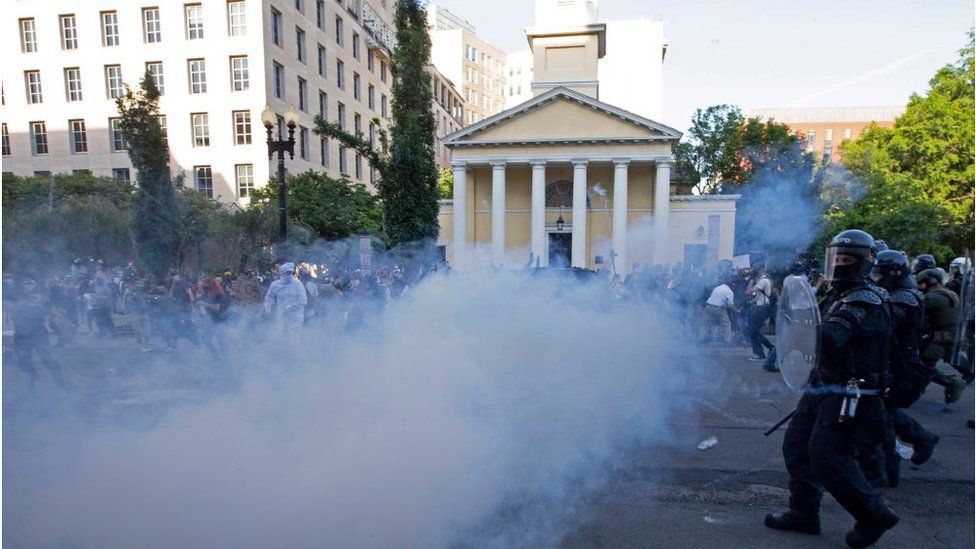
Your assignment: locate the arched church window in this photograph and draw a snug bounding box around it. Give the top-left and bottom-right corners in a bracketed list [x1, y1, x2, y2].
[545, 180, 588, 208]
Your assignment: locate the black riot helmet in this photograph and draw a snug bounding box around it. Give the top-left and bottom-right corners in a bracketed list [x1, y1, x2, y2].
[872, 250, 912, 289]
[912, 253, 936, 274]
[916, 268, 944, 289]
[874, 240, 889, 252]
[824, 229, 877, 283]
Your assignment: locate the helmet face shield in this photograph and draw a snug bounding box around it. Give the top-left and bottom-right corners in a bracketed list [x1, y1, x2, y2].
[825, 247, 873, 283]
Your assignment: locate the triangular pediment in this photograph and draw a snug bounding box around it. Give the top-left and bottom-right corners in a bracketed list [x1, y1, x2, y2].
[444, 87, 681, 146]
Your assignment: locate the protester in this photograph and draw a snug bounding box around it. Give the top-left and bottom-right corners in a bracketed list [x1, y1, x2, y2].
[747, 265, 775, 361]
[701, 276, 737, 343]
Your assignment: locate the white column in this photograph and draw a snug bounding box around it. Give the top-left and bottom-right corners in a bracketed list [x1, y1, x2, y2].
[451, 161, 467, 267]
[491, 161, 507, 266]
[612, 159, 629, 275]
[571, 159, 588, 268]
[530, 160, 547, 265]
[654, 160, 672, 265]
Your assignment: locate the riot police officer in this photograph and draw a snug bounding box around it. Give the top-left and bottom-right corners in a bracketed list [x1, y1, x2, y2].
[912, 254, 936, 275]
[858, 251, 939, 487]
[765, 230, 898, 548]
[917, 268, 970, 403]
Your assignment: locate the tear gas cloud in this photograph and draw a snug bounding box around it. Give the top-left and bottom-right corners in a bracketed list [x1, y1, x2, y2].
[4, 265, 704, 548]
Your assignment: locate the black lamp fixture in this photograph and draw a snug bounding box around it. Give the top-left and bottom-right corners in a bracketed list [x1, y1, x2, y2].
[261, 105, 299, 246]
[556, 213, 565, 231]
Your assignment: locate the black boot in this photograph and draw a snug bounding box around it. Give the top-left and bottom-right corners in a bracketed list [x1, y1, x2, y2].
[885, 463, 900, 488]
[764, 511, 821, 535]
[845, 512, 899, 548]
[911, 433, 940, 465]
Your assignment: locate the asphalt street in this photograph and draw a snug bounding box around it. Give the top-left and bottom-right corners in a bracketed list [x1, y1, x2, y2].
[4, 336, 974, 548]
[560, 345, 976, 549]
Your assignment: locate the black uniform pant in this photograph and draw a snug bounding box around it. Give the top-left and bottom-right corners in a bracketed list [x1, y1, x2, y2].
[857, 402, 933, 483]
[783, 391, 894, 523]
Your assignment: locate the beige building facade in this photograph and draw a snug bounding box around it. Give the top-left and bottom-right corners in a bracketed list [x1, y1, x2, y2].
[428, 5, 507, 126]
[429, 65, 464, 169]
[2, 0, 403, 204]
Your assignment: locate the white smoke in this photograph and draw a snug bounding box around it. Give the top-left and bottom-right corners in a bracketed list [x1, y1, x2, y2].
[4, 268, 703, 548]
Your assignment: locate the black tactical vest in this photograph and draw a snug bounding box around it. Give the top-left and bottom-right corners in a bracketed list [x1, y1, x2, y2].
[819, 284, 891, 386]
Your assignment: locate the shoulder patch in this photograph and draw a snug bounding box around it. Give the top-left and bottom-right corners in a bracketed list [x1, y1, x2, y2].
[890, 288, 921, 307]
[841, 287, 883, 305]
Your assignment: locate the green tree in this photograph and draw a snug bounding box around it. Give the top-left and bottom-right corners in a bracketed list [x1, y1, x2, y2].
[251, 171, 383, 240]
[672, 105, 807, 194]
[2, 172, 133, 272]
[117, 71, 181, 275]
[832, 31, 974, 257]
[314, 0, 439, 245]
[437, 168, 454, 199]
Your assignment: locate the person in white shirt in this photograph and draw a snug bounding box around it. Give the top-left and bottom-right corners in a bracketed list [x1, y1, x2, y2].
[263, 263, 307, 333]
[702, 277, 737, 343]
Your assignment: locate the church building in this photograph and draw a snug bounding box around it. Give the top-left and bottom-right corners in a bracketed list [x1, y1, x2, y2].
[437, 0, 738, 271]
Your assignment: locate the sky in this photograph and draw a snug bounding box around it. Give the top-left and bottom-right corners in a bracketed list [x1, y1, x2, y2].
[431, 0, 974, 131]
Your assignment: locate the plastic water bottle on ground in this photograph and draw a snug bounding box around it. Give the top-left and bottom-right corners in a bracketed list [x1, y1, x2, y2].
[698, 436, 719, 450]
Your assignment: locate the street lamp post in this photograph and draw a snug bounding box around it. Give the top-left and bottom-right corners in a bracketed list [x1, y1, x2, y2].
[261, 106, 299, 248]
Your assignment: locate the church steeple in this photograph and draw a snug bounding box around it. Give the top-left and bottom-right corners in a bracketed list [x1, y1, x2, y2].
[525, 0, 606, 99]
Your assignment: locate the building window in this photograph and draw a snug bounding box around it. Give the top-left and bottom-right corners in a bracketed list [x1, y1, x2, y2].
[188, 59, 207, 93]
[843, 128, 852, 141]
[109, 117, 126, 151]
[296, 27, 306, 63]
[105, 65, 124, 98]
[380, 94, 387, 118]
[338, 146, 346, 173]
[336, 60, 345, 89]
[353, 73, 361, 101]
[233, 110, 251, 145]
[367, 84, 375, 110]
[805, 129, 816, 153]
[185, 4, 205, 39]
[112, 168, 130, 184]
[191, 113, 210, 146]
[318, 91, 328, 119]
[64, 68, 83, 102]
[230, 56, 249, 91]
[143, 7, 162, 43]
[271, 8, 282, 46]
[352, 32, 360, 59]
[354, 113, 361, 136]
[273, 62, 284, 98]
[355, 153, 362, 179]
[319, 137, 328, 166]
[367, 49, 375, 72]
[1, 124, 9, 156]
[823, 129, 833, 156]
[299, 126, 309, 160]
[294, 0, 304, 12]
[298, 77, 308, 111]
[318, 45, 326, 76]
[194, 165, 213, 197]
[337, 102, 345, 129]
[236, 164, 254, 197]
[20, 18, 38, 53]
[60, 14, 78, 50]
[146, 62, 165, 93]
[335, 16, 344, 46]
[30, 121, 48, 155]
[69, 119, 88, 153]
[227, 1, 246, 36]
[100, 11, 120, 46]
[316, 0, 325, 29]
[25, 70, 43, 104]
[158, 115, 168, 142]
[381, 60, 387, 83]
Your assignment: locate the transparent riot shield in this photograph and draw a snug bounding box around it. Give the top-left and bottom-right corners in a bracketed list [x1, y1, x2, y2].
[776, 275, 821, 393]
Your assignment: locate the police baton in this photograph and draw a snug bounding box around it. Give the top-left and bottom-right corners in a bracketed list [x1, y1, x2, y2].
[763, 410, 795, 436]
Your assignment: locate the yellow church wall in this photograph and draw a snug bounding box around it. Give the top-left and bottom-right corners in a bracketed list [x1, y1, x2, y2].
[471, 98, 654, 142]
